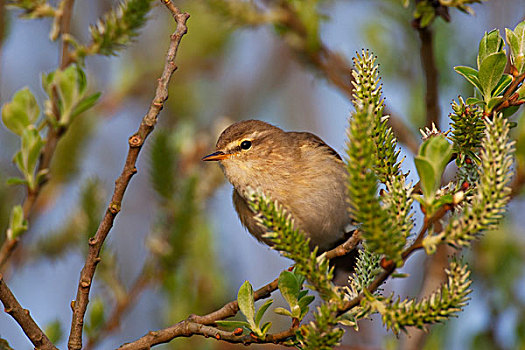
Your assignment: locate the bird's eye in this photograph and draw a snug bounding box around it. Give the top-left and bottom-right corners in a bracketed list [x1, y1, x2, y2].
[240, 140, 252, 150]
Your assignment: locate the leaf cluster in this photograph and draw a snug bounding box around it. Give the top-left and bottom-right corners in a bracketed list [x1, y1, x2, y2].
[455, 23, 525, 114]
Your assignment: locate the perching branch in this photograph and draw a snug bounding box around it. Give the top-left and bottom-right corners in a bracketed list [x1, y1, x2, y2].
[66, 3, 190, 349]
[0, 274, 58, 350]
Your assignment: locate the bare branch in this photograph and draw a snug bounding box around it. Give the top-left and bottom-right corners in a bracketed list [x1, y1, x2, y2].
[416, 26, 441, 128]
[66, 2, 190, 349]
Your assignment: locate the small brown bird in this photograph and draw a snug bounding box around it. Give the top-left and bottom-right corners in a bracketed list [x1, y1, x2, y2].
[203, 120, 352, 252]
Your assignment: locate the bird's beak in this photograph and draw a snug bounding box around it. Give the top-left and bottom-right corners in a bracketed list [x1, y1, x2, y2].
[202, 151, 229, 161]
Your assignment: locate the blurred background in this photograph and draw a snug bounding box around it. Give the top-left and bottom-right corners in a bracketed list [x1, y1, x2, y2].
[0, 0, 524, 349]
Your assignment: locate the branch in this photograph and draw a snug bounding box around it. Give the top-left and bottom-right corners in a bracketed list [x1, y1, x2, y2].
[324, 230, 362, 260]
[0, 274, 58, 350]
[66, 3, 190, 349]
[416, 26, 441, 128]
[118, 320, 296, 349]
[117, 231, 361, 348]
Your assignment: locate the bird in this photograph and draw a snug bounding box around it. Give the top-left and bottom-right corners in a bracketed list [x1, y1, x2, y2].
[202, 119, 353, 253]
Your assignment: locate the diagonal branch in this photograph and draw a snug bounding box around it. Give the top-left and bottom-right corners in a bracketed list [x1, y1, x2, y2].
[66, 3, 190, 349]
[0, 274, 58, 350]
[416, 25, 441, 129]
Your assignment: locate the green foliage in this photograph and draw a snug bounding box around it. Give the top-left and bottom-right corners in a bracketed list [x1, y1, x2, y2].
[450, 97, 485, 185]
[10, 128, 46, 191]
[42, 65, 101, 127]
[297, 302, 344, 350]
[505, 21, 525, 74]
[369, 261, 472, 334]
[424, 113, 514, 252]
[6, 0, 56, 18]
[6, 205, 27, 240]
[407, 0, 483, 27]
[454, 26, 523, 112]
[247, 189, 337, 301]
[1, 87, 40, 136]
[86, 0, 154, 57]
[216, 280, 273, 337]
[247, 189, 348, 347]
[339, 247, 382, 329]
[347, 50, 410, 265]
[345, 248, 382, 299]
[274, 270, 314, 321]
[414, 135, 454, 210]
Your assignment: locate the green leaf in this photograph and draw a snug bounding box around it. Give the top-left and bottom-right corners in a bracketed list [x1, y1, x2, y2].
[45, 65, 93, 126]
[7, 205, 28, 240]
[487, 96, 503, 111]
[478, 52, 507, 100]
[71, 92, 101, 119]
[1, 87, 40, 136]
[414, 135, 453, 203]
[274, 307, 293, 317]
[6, 177, 28, 186]
[506, 21, 525, 73]
[260, 321, 272, 335]
[19, 127, 44, 189]
[465, 97, 484, 106]
[414, 158, 436, 201]
[454, 66, 483, 93]
[237, 281, 256, 328]
[491, 74, 513, 97]
[255, 299, 273, 327]
[215, 320, 251, 329]
[278, 270, 300, 310]
[298, 295, 315, 309]
[477, 29, 504, 70]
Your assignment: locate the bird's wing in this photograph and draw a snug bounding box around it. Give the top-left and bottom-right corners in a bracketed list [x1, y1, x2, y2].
[287, 131, 343, 161]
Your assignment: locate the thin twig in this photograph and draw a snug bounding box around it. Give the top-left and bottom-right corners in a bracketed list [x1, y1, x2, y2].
[417, 26, 441, 128]
[66, 3, 190, 349]
[0, 274, 58, 350]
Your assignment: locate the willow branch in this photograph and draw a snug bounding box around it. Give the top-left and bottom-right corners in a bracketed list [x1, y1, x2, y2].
[417, 26, 441, 128]
[117, 229, 363, 348]
[66, 3, 190, 349]
[118, 320, 296, 350]
[0, 274, 58, 350]
[324, 230, 361, 260]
